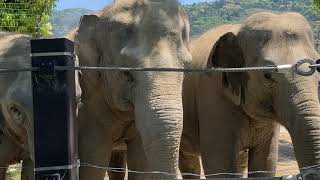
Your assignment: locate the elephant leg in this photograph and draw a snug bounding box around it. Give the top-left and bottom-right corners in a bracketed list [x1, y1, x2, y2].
[236, 149, 249, 177]
[79, 123, 112, 180]
[179, 149, 201, 179]
[21, 157, 34, 180]
[108, 150, 127, 180]
[127, 135, 147, 180]
[201, 133, 241, 178]
[78, 108, 113, 180]
[248, 124, 280, 177]
[200, 112, 245, 178]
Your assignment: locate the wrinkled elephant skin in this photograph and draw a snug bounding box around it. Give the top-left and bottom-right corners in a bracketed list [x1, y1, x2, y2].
[181, 12, 320, 179]
[75, 0, 191, 179]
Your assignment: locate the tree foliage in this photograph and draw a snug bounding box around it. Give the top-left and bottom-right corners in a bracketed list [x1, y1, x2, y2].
[313, 0, 320, 8]
[0, 0, 57, 37]
[184, 0, 319, 36]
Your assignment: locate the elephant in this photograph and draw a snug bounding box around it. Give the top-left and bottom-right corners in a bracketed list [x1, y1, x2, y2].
[180, 12, 320, 179]
[74, 0, 192, 179]
[0, 31, 82, 180]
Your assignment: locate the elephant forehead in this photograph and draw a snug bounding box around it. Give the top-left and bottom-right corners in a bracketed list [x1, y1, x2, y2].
[107, 0, 183, 25]
[109, 11, 137, 24]
[243, 12, 311, 36]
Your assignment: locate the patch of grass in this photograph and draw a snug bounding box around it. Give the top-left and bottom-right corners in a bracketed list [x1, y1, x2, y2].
[6, 165, 21, 180]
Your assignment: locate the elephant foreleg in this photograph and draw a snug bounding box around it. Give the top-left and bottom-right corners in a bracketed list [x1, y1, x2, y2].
[78, 107, 113, 180]
[108, 149, 127, 180]
[200, 113, 244, 178]
[248, 124, 280, 177]
[179, 149, 201, 179]
[201, 134, 242, 178]
[126, 135, 147, 180]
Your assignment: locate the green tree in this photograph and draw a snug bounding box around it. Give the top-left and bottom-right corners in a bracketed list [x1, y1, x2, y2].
[184, 0, 319, 36]
[0, 0, 57, 37]
[314, 0, 320, 8]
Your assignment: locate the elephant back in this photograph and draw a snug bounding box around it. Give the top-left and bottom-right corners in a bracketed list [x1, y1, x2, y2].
[189, 24, 241, 68]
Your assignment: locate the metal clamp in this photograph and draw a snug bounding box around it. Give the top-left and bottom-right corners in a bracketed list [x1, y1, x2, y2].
[297, 167, 320, 180]
[30, 52, 74, 57]
[294, 59, 316, 76]
[276, 64, 294, 74]
[34, 159, 80, 172]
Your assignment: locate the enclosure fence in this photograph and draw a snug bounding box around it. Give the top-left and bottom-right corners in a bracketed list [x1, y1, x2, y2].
[1, 55, 320, 180]
[2, 161, 320, 179]
[1, 58, 320, 75]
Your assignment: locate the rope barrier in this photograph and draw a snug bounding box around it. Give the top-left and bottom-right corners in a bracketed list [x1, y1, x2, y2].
[71, 66, 280, 73]
[1, 162, 319, 178]
[0, 59, 317, 76]
[0, 67, 38, 73]
[0, 59, 320, 76]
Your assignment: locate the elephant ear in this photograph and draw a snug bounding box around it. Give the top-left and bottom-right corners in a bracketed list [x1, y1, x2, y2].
[75, 14, 102, 84]
[75, 14, 100, 67]
[208, 32, 245, 106]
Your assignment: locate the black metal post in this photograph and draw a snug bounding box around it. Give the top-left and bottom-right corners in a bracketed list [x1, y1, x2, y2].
[31, 38, 78, 180]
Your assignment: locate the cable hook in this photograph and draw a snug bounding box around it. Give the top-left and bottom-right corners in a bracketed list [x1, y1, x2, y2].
[294, 59, 316, 76]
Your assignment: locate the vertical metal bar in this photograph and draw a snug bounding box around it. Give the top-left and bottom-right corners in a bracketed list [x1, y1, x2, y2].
[31, 38, 78, 180]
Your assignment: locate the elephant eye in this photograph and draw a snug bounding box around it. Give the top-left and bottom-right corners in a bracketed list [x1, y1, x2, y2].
[264, 73, 272, 80]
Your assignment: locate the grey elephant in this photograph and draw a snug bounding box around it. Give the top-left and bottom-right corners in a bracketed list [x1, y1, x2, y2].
[0, 32, 82, 180]
[74, 0, 192, 179]
[180, 12, 320, 178]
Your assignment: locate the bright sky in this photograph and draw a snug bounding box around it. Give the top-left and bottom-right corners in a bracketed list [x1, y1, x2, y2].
[55, 0, 211, 10]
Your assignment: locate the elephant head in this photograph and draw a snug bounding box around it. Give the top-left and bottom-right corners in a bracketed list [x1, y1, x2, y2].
[0, 32, 82, 162]
[75, 0, 191, 176]
[209, 12, 320, 172]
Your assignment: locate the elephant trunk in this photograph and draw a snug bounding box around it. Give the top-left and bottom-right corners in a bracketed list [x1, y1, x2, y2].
[277, 73, 320, 172]
[134, 72, 184, 178]
[291, 118, 320, 172]
[289, 105, 320, 169]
